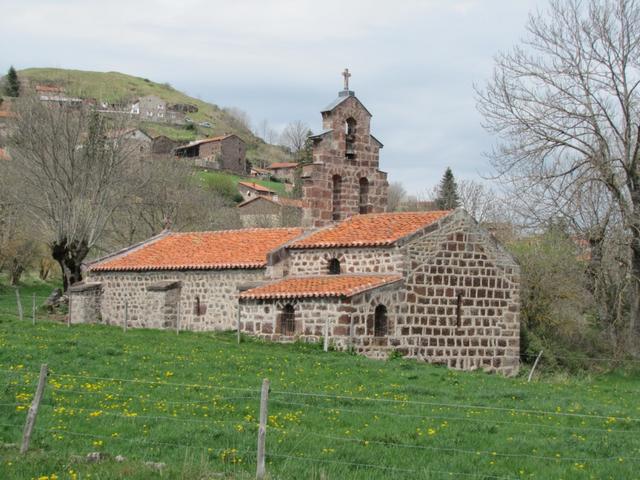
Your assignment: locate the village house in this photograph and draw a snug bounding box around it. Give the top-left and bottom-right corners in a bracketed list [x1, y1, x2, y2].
[237, 181, 276, 201]
[237, 196, 303, 227]
[174, 134, 246, 174]
[130, 95, 167, 121]
[266, 162, 298, 183]
[70, 72, 521, 376]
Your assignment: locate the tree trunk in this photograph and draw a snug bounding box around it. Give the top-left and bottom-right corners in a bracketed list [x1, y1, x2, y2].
[9, 259, 24, 286]
[51, 238, 89, 292]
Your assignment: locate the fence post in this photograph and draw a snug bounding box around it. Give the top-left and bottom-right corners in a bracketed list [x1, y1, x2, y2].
[256, 378, 270, 480]
[15, 288, 23, 321]
[237, 306, 241, 344]
[20, 363, 48, 454]
[124, 301, 128, 332]
[527, 350, 543, 383]
[323, 318, 329, 352]
[67, 294, 72, 328]
[32, 293, 36, 326]
[176, 300, 180, 335]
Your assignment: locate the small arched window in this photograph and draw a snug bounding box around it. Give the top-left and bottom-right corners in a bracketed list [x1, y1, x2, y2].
[328, 258, 341, 275]
[359, 178, 369, 214]
[280, 303, 296, 336]
[374, 305, 388, 337]
[332, 174, 342, 221]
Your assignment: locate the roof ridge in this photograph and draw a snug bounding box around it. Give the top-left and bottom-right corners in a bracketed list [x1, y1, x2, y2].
[169, 226, 303, 235]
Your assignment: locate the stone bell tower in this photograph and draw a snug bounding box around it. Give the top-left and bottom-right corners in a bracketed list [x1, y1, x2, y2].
[301, 69, 388, 228]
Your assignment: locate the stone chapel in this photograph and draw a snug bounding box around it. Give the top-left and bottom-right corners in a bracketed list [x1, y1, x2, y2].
[69, 72, 521, 376]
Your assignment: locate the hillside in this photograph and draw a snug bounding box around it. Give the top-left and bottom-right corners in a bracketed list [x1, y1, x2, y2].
[15, 68, 292, 165]
[0, 281, 639, 479]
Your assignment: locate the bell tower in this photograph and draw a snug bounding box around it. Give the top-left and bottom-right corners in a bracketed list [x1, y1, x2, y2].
[301, 70, 388, 227]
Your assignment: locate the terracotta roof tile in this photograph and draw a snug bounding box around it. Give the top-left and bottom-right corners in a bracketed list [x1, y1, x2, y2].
[90, 228, 303, 272]
[240, 274, 402, 300]
[238, 181, 275, 193]
[291, 211, 452, 249]
[267, 162, 298, 169]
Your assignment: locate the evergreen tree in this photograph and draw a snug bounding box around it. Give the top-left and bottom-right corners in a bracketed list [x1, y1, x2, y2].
[435, 167, 460, 210]
[4, 66, 19, 97]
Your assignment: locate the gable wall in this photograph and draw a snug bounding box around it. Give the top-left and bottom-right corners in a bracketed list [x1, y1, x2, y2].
[399, 212, 521, 375]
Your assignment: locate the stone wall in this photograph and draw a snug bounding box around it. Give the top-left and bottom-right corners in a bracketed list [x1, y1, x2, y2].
[86, 269, 264, 331]
[287, 247, 404, 276]
[69, 282, 103, 324]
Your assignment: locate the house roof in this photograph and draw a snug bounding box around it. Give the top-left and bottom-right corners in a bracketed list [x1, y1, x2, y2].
[0, 148, 10, 161]
[321, 91, 373, 117]
[267, 162, 298, 169]
[291, 211, 452, 249]
[174, 134, 235, 150]
[237, 195, 303, 209]
[239, 274, 402, 300]
[89, 228, 304, 272]
[238, 181, 276, 194]
[0, 111, 15, 118]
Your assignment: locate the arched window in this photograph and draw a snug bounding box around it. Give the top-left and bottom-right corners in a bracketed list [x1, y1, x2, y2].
[345, 118, 356, 160]
[374, 305, 388, 337]
[332, 174, 342, 221]
[328, 258, 341, 275]
[359, 178, 369, 214]
[280, 304, 296, 336]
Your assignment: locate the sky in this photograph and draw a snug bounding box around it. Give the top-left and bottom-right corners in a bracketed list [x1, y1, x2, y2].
[0, 0, 544, 194]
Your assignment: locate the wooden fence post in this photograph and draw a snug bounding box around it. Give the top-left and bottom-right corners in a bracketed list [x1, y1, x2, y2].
[528, 350, 543, 383]
[124, 301, 128, 332]
[256, 378, 270, 480]
[237, 306, 241, 344]
[67, 295, 72, 327]
[32, 293, 36, 326]
[176, 300, 180, 335]
[15, 289, 23, 321]
[323, 318, 329, 352]
[20, 363, 48, 454]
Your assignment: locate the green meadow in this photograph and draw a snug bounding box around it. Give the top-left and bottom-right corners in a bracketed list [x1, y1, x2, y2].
[0, 281, 639, 479]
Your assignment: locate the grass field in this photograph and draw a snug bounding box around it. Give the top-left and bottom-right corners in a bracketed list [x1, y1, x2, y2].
[1, 287, 640, 479]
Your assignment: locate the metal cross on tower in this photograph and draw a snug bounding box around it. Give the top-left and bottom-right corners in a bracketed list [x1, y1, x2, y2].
[342, 68, 351, 90]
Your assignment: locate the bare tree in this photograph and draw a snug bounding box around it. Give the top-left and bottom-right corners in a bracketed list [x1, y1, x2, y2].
[280, 120, 310, 156]
[223, 107, 252, 132]
[476, 0, 640, 340]
[457, 179, 502, 224]
[387, 181, 407, 212]
[255, 119, 278, 144]
[3, 97, 140, 290]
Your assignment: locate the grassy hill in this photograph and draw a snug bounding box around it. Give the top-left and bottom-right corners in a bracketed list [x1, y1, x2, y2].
[16, 68, 292, 165]
[1, 281, 639, 479]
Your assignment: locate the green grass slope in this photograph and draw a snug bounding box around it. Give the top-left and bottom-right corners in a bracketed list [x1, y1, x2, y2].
[0, 305, 639, 478]
[16, 68, 292, 165]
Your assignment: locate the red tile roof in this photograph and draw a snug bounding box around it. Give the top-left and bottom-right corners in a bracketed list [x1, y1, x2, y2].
[291, 211, 452, 249]
[238, 181, 275, 193]
[175, 134, 235, 150]
[237, 196, 302, 209]
[267, 162, 298, 169]
[90, 228, 303, 272]
[240, 274, 402, 300]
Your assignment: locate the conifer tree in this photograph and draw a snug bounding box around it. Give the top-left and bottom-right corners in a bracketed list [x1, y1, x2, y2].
[4, 66, 20, 97]
[435, 167, 460, 210]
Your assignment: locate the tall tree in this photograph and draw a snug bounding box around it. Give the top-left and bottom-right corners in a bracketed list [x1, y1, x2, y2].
[280, 120, 310, 158]
[476, 0, 640, 341]
[434, 167, 460, 210]
[2, 97, 139, 291]
[4, 66, 19, 97]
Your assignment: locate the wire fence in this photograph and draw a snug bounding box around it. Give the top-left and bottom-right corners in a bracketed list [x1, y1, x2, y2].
[1, 366, 639, 479]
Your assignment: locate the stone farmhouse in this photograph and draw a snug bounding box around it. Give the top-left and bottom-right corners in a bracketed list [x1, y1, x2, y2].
[174, 134, 246, 174]
[237, 196, 303, 228]
[237, 181, 276, 201]
[266, 162, 298, 183]
[70, 72, 521, 375]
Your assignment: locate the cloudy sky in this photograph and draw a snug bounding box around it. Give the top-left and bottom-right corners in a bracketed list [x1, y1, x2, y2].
[1, 0, 544, 194]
